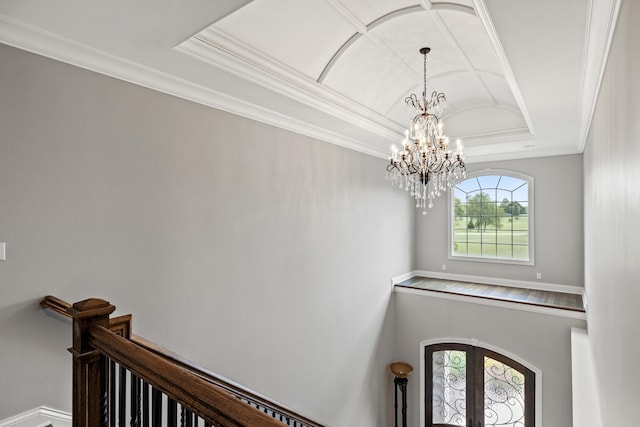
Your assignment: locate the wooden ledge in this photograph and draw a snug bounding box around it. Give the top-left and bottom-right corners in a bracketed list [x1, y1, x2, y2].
[395, 276, 585, 314]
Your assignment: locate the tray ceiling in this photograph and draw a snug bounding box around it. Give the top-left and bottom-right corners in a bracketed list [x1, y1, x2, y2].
[0, 0, 621, 162]
[179, 0, 533, 156]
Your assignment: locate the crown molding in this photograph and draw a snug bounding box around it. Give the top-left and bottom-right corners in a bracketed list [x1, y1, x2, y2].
[177, 27, 405, 140]
[464, 144, 580, 164]
[0, 14, 389, 159]
[577, 0, 622, 151]
[449, 124, 531, 143]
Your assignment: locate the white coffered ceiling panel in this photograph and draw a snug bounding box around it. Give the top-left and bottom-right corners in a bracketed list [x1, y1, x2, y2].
[436, 73, 493, 112]
[321, 37, 414, 115]
[478, 72, 519, 108]
[438, 9, 502, 76]
[336, 0, 416, 26]
[446, 107, 528, 140]
[372, 10, 466, 79]
[213, 0, 356, 80]
[180, 0, 534, 155]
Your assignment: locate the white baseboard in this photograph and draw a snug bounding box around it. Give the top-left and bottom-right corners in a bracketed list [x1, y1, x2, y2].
[0, 407, 71, 427]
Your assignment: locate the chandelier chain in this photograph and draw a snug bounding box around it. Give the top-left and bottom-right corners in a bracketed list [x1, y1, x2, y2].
[423, 48, 427, 106]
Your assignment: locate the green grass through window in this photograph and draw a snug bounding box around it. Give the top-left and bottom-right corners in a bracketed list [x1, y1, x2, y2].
[453, 215, 529, 259]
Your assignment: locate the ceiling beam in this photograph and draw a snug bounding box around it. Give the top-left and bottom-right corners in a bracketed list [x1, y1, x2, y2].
[324, 0, 367, 34]
[421, 2, 497, 108]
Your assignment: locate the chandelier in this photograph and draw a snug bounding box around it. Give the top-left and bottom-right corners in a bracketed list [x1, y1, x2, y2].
[386, 47, 466, 214]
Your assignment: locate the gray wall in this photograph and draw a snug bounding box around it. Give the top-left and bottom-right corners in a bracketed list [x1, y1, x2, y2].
[394, 291, 586, 427]
[416, 155, 584, 287]
[0, 44, 413, 426]
[583, 0, 640, 424]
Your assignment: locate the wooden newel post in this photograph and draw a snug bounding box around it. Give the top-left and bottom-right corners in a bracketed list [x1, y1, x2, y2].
[68, 298, 116, 427]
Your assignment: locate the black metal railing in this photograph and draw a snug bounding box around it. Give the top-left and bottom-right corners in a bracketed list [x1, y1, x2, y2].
[129, 335, 321, 427]
[104, 358, 215, 427]
[102, 356, 315, 427]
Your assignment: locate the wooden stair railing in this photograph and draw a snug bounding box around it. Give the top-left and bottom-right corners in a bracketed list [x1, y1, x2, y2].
[41, 296, 323, 427]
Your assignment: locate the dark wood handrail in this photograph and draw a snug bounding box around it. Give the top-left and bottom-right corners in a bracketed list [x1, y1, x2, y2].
[89, 325, 283, 426]
[41, 295, 323, 426]
[130, 334, 323, 427]
[40, 295, 72, 317]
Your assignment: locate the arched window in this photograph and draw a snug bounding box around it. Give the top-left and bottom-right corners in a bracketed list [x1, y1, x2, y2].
[424, 343, 535, 427]
[449, 170, 534, 264]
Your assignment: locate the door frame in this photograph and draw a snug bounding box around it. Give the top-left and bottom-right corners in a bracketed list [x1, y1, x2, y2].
[420, 338, 542, 427]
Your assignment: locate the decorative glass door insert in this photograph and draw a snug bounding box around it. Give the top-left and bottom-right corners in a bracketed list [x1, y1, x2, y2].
[425, 344, 534, 427]
[432, 350, 467, 425]
[484, 356, 526, 426]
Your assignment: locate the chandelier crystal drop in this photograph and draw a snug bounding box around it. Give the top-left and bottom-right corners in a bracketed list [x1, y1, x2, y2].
[386, 47, 466, 214]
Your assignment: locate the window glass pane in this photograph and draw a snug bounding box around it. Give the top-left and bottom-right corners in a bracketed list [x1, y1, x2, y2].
[467, 232, 482, 243]
[468, 189, 483, 198]
[495, 244, 514, 258]
[453, 240, 467, 255]
[433, 350, 467, 426]
[496, 175, 523, 191]
[477, 175, 500, 188]
[513, 183, 528, 202]
[482, 233, 497, 244]
[509, 217, 527, 232]
[456, 179, 480, 193]
[481, 244, 498, 257]
[467, 242, 481, 256]
[451, 174, 530, 262]
[484, 356, 526, 427]
[496, 189, 512, 204]
[513, 245, 529, 259]
[514, 231, 528, 245]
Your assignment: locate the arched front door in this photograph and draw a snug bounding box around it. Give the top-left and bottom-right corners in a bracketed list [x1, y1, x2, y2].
[425, 343, 535, 427]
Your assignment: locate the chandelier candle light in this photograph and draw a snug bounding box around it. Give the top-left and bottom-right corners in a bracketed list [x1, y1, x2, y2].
[386, 47, 466, 214]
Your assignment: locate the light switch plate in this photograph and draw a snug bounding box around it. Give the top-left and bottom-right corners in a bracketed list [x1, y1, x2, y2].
[0, 242, 5, 261]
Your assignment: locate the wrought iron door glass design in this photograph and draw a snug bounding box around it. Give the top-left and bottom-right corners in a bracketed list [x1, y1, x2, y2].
[432, 350, 467, 425]
[425, 344, 534, 427]
[484, 356, 525, 426]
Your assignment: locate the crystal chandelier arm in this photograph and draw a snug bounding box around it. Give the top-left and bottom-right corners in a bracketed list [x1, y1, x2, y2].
[387, 47, 466, 214]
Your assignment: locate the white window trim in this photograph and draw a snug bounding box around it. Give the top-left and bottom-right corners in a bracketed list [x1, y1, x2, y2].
[447, 168, 535, 266]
